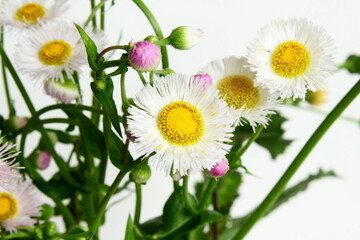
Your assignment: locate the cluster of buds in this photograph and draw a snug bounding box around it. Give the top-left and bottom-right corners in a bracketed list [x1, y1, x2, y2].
[128, 26, 203, 72]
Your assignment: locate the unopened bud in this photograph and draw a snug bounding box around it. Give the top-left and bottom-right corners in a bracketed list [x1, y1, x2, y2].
[206, 158, 229, 178]
[168, 26, 204, 50]
[44, 79, 79, 103]
[36, 150, 51, 170]
[131, 164, 151, 184]
[128, 41, 161, 72]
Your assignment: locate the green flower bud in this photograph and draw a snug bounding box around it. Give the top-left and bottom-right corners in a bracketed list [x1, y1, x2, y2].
[168, 26, 204, 50]
[131, 164, 152, 184]
[45, 221, 58, 236]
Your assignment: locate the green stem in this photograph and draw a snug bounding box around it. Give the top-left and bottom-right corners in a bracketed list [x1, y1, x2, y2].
[120, 66, 130, 111]
[132, 0, 169, 68]
[90, 170, 129, 236]
[0, 43, 36, 114]
[286, 104, 360, 124]
[182, 175, 198, 216]
[137, 71, 147, 85]
[100, 0, 105, 30]
[134, 183, 142, 225]
[234, 124, 265, 160]
[54, 199, 77, 228]
[233, 79, 360, 239]
[198, 178, 217, 212]
[96, 45, 129, 64]
[0, 28, 15, 116]
[0, 45, 80, 188]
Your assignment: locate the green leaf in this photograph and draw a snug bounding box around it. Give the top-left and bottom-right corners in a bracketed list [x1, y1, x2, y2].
[220, 169, 338, 240]
[35, 174, 76, 200]
[91, 77, 122, 137]
[339, 55, 360, 74]
[230, 113, 292, 160]
[217, 172, 242, 215]
[66, 110, 105, 160]
[103, 116, 132, 170]
[140, 216, 163, 236]
[266, 168, 337, 216]
[75, 24, 99, 71]
[125, 215, 135, 240]
[162, 190, 195, 233]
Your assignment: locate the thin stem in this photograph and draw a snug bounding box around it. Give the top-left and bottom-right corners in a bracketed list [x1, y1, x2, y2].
[86, 0, 107, 27]
[149, 71, 154, 86]
[132, 0, 169, 68]
[233, 79, 360, 239]
[182, 175, 198, 216]
[120, 66, 130, 111]
[0, 28, 15, 116]
[137, 71, 147, 85]
[198, 178, 217, 211]
[212, 186, 218, 240]
[234, 124, 265, 160]
[54, 199, 77, 228]
[96, 45, 129, 64]
[134, 183, 142, 225]
[100, 0, 105, 30]
[0, 43, 36, 114]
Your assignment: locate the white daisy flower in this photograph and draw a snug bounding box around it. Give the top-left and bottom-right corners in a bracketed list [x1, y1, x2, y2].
[0, 0, 69, 28]
[200, 56, 280, 128]
[0, 179, 41, 232]
[14, 21, 87, 82]
[127, 74, 236, 176]
[0, 136, 22, 190]
[247, 18, 335, 99]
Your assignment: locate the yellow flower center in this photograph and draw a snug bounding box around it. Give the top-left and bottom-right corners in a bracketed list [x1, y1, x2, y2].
[15, 3, 46, 24]
[157, 101, 204, 146]
[0, 192, 18, 222]
[38, 40, 73, 66]
[271, 40, 310, 78]
[217, 75, 259, 109]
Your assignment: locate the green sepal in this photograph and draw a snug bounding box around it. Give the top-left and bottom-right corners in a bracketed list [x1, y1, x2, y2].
[124, 215, 135, 240]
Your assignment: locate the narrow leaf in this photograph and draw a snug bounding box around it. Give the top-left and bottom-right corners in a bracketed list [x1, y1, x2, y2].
[75, 24, 99, 71]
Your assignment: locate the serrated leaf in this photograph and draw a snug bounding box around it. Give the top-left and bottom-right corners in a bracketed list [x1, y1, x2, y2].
[339, 55, 360, 74]
[266, 168, 337, 216]
[91, 77, 122, 137]
[221, 169, 338, 240]
[75, 24, 99, 71]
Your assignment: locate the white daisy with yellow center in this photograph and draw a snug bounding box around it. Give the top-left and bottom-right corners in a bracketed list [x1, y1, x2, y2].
[0, 0, 69, 28]
[200, 56, 280, 128]
[0, 179, 41, 232]
[247, 18, 335, 99]
[14, 21, 86, 82]
[127, 74, 236, 176]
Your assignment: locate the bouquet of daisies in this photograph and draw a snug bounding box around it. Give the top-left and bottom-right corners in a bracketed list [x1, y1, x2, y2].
[0, 0, 359, 239]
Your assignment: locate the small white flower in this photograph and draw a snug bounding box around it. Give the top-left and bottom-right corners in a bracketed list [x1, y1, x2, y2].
[0, 179, 41, 232]
[0, 0, 69, 28]
[44, 79, 79, 103]
[14, 21, 87, 82]
[200, 56, 280, 128]
[247, 18, 335, 99]
[127, 74, 236, 176]
[0, 136, 21, 190]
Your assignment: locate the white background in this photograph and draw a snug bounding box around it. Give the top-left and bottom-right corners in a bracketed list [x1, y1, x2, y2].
[1, 0, 360, 239]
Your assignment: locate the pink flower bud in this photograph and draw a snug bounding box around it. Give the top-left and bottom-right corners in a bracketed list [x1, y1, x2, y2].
[194, 73, 213, 90]
[36, 151, 51, 170]
[206, 158, 229, 178]
[128, 41, 161, 72]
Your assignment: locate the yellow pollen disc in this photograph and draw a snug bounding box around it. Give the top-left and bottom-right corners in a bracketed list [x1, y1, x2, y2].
[217, 75, 259, 109]
[15, 3, 46, 24]
[38, 40, 73, 66]
[271, 40, 310, 78]
[157, 101, 204, 146]
[0, 192, 18, 222]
